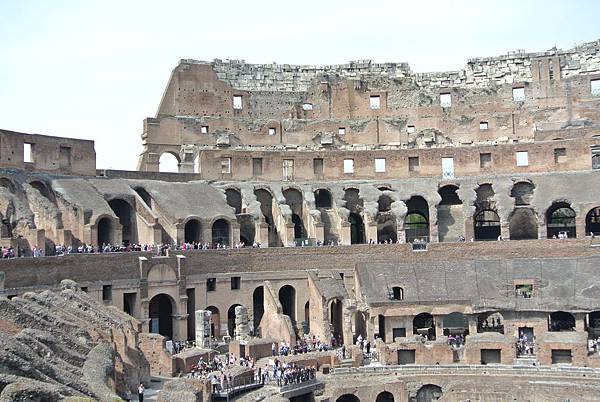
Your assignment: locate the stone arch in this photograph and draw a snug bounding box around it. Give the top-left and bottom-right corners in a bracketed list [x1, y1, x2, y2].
[253, 286, 264, 334]
[586, 206, 600, 236]
[29, 180, 54, 202]
[211, 218, 230, 246]
[377, 194, 396, 243]
[336, 395, 360, 402]
[437, 185, 463, 242]
[206, 306, 220, 338]
[0, 177, 16, 193]
[415, 384, 443, 402]
[413, 313, 436, 340]
[508, 207, 538, 240]
[227, 304, 242, 337]
[474, 209, 500, 240]
[314, 188, 332, 208]
[349, 212, 365, 244]
[149, 293, 175, 340]
[442, 312, 469, 336]
[510, 181, 535, 206]
[254, 187, 280, 247]
[184, 218, 201, 243]
[283, 188, 306, 241]
[159, 152, 180, 173]
[225, 188, 242, 214]
[546, 202, 576, 238]
[96, 215, 114, 246]
[330, 298, 344, 345]
[477, 312, 504, 334]
[147, 263, 177, 282]
[391, 286, 404, 300]
[279, 285, 296, 322]
[108, 198, 137, 245]
[376, 391, 394, 402]
[549, 311, 575, 332]
[405, 196, 429, 243]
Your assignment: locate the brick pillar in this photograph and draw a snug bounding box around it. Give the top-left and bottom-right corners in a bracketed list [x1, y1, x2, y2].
[340, 222, 351, 245]
[256, 222, 269, 247]
[314, 222, 325, 243]
[366, 222, 378, 244]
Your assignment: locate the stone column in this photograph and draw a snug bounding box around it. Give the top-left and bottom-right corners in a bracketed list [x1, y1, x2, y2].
[467, 315, 478, 336]
[538, 220, 547, 239]
[195, 310, 212, 348]
[434, 315, 444, 340]
[235, 305, 251, 340]
[173, 313, 189, 341]
[231, 223, 241, 247]
[575, 313, 586, 332]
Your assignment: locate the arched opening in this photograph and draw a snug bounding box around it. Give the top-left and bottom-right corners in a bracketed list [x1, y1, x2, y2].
[330, 298, 344, 345]
[442, 312, 469, 337]
[0, 178, 16, 193]
[391, 286, 404, 300]
[97, 217, 112, 246]
[184, 219, 201, 244]
[284, 188, 306, 242]
[413, 313, 436, 340]
[227, 304, 242, 337]
[225, 188, 242, 214]
[586, 207, 600, 236]
[405, 196, 429, 243]
[212, 219, 230, 246]
[159, 152, 179, 173]
[304, 301, 310, 334]
[474, 209, 500, 240]
[254, 188, 280, 247]
[376, 391, 394, 402]
[29, 180, 54, 202]
[509, 208, 538, 240]
[336, 395, 360, 402]
[437, 185, 463, 242]
[477, 312, 504, 334]
[149, 294, 174, 340]
[415, 384, 443, 402]
[549, 311, 575, 332]
[253, 286, 264, 335]
[314, 189, 332, 208]
[206, 306, 220, 338]
[108, 198, 137, 245]
[279, 285, 296, 322]
[349, 212, 365, 244]
[546, 202, 576, 238]
[510, 182, 535, 206]
[588, 311, 600, 339]
[133, 187, 152, 208]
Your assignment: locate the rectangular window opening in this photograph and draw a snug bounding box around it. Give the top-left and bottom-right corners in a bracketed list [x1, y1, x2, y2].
[206, 278, 216, 292]
[551, 349, 572, 364]
[375, 158, 386, 173]
[313, 158, 324, 176]
[591, 79, 600, 96]
[513, 87, 525, 102]
[343, 159, 354, 174]
[201, 126, 209, 134]
[516, 151, 529, 167]
[397, 349, 416, 365]
[302, 103, 313, 111]
[268, 127, 277, 136]
[231, 276, 241, 290]
[554, 148, 567, 164]
[233, 95, 243, 110]
[480, 153, 492, 169]
[481, 349, 501, 364]
[479, 122, 489, 130]
[283, 159, 294, 181]
[392, 328, 406, 340]
[408, 156, 419, 172]
[221, 157, 231, 174]
[24, 142, 33, 163]
[442, 157, 454, 179]
[252, 158, 263, 176]
[407, 125, 416, 133]
[592, 147, 600, 170]
[102, 285, 112, 302]
[369, 95, 381, 110]
[440, 93, 452, 107]
[515, 284, 534, 298]
[338, 127, 346, 135]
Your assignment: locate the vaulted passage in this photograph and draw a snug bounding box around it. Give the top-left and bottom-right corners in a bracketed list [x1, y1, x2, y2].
[227, 304, 242, 337]
[546, 202, 576, 238]
[97, 217, 112, 246]
[336, 395, 360, 402]
[349, 212, 365, 244]
[255, 188, 281, 246]
[474, 184, 500, 240]
[330, 298, 344, 345]
[284, 188, 306, 242]
[416, 385, 443, 402]
[184, 219, 201, 243]
[225, 188, 242, 214]
[108, 198, 137, 245]
[509, 208, 538, 240]
[206, 306, 220, 338]
[279, 285, 296, 322]
[376, 391, 394, 402]
[405, 196, 429, 243]
[212, 219, 230, 246]
[413, 312, 436, 340]
[149, 294, 174, 340]
[253, 286, 264, 335]
[587, 207, 600, 236]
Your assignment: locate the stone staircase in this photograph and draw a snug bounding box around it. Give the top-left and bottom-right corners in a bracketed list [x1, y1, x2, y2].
[340, 358, 354, 368]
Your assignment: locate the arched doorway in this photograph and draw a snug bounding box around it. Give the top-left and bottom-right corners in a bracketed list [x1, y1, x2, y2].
[227, 304, 242, 337]
[330, 298, 344, 345]
[474, 209, 500, 240]
[509, 208, 538, 240]
[253, 286, 264, 335]
[336, 395, 360, 402]
[108, 199, 136, 245]
[212, 219, 230, 246]
[97, 217, 112, 246]
[405, 196, 429, 243]
[415, 384, 443, 402]
[586, 207, 600, 236]
[149, 294, 174, 340]
[376, 391, 394, 402]
[184, 219, 201, 243]
[279, 285, 296, 322]
[206, 306, 220, 338]
[349, 213, 365, 244]
[159, 152, 179, 173]
[546, 203, 576, 238]
[413, 313, 436, 340]
[225, 188, 242, 214]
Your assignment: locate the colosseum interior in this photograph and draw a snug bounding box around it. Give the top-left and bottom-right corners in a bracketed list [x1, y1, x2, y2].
[2, 39, 600, 401]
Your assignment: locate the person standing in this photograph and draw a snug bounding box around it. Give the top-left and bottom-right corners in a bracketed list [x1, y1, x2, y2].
[137, 383, 145, 402]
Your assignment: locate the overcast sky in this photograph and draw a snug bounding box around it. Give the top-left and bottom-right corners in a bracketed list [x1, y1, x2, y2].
[1, 0, 599, 170]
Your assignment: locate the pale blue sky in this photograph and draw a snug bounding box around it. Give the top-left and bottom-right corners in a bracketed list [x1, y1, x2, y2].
[1, 0, 599, 170]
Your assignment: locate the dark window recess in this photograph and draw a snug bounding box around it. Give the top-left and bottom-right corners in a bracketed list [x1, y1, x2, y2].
[231, 276, 241, 290]
[123, 292, 136, 316]
[551, 349, 572, 364]
[313, 158, 324, 175]
[480, 153, 492, 169]
[102, 285, 112, 301]
[393, 328, 406, 339]
[252, 158, 263, 176]
[554, 148, 566, 163]
[80, 287, 88, 293]
[207, 278, 216, 292]
[397, 349, 416, 365]
[408, 157, 419, 172]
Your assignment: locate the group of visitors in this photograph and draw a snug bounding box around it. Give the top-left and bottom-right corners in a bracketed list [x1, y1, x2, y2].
[516, 332, 535, 356]
[273, 362, 317, 387]
[272, 336, 333, 357]
[587, 337, 600, 353]
[1, 246, 18, 258]
[447, 334, 465, 348]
